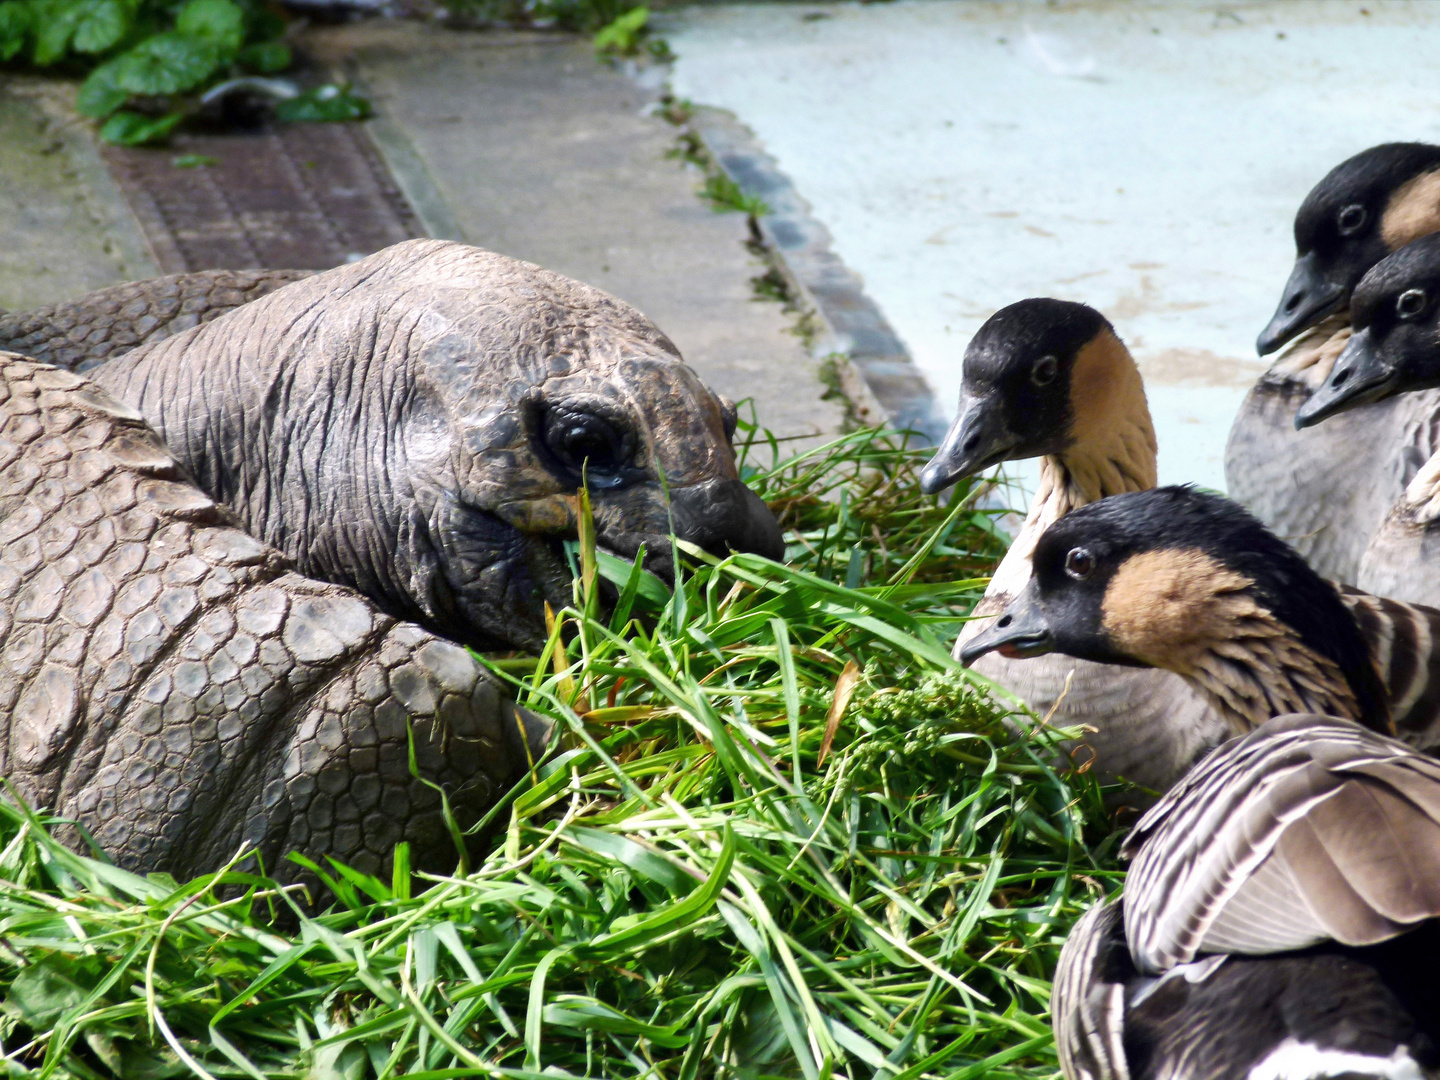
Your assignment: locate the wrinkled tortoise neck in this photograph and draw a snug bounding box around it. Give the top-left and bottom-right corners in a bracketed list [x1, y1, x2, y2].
[91, 310, 432, 632]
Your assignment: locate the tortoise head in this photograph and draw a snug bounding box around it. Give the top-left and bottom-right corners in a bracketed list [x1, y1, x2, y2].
[96, 240, 784, 652]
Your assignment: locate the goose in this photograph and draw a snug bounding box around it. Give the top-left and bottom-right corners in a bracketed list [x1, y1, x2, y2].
[1227, 142, 1440, 583]
[922, 299, 1440, 790]
[1297, 232, 1440, 610]
[962, 487, 1440, 1080]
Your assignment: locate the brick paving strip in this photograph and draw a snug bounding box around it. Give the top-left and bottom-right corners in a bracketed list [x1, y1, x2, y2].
[100, 124, 423, 272]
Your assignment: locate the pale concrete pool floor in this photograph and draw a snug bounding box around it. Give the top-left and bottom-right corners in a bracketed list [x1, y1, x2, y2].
[663, 0, 1440, 495]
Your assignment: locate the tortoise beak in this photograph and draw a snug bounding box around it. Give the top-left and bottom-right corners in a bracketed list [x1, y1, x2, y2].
[958, 588, 1057, 666]
[670, 478, 786, 561]
[919, 392, 1018, 496]
[1294, 327, 1398, 429]
[1257, 252, 1347, 356]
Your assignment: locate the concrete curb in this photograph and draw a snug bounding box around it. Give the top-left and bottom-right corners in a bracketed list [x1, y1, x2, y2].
[687, 105, 946, 443]
[22, 83, 160, 282]
[343, 64, 468, 245]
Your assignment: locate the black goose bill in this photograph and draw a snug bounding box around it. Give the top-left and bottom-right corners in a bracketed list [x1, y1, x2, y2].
[958, 585, 1057, 664]
[1257, 143, 1440, 355]
[919, 391, 1019, 495]
[1293, 326, 1399, 428]
[1257, 250, 1348, 356]
[1296, 231, 1440, 429]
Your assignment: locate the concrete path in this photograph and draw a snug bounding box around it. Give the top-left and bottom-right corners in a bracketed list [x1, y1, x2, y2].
[312, 23, 845, 445]
[0, 83, 156, 311]
[664, 0, 1440, 494]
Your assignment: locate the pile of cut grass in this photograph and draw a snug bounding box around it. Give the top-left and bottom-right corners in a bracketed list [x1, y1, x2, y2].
[0, 426, 1124, 1080]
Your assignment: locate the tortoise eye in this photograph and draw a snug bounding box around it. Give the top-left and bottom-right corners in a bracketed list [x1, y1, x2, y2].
[1065, 547, 1094, 580]
[540, 403, 637, 487]
[1337, 203, 1367, 236]
[1030, 355, 1059, 387]
[1398, 288, 1427, 319]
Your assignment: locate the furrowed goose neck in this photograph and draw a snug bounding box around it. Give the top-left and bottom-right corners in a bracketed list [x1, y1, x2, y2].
[1228, 142, 1440, 583]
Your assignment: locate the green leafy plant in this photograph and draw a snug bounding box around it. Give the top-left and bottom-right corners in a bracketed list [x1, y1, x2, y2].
[274, 82, 372, 123]
[1, 0, 368, 144]
[592, 4, 646, 55]
[0, 426, 1123, 1078]
[438, 0, 671, 59]
[702, 169, 769, 217]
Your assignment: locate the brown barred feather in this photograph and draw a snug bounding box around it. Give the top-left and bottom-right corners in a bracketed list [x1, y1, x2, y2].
[1054, 902, 1132, 1080]
[1122, 715, 1440, 974]
[1339, 586, 1440, 749]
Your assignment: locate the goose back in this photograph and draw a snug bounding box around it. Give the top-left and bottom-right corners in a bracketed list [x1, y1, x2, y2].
[1122, 715, 1440, 972]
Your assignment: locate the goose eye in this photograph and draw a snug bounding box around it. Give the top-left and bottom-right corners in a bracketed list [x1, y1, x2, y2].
[1337, 203, 1367, 235]
[1065, 547, 1094, 580]
[1030, 355, 1059, 387]
[1397, 288, 1428, 319]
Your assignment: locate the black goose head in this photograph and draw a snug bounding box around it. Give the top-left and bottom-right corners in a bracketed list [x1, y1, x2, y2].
[1297, 233, 1440, 428]
[1259, 142, 1440, 355]
[920, 299, 1122, 495]
[960, 487, 1390, 730]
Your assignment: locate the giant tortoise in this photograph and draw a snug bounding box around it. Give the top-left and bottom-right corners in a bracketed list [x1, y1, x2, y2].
[0, 238, 784, 882]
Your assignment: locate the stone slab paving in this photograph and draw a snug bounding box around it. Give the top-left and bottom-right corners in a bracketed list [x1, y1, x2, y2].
[664, 0, 1440, 494]
[309, 23, 845, 444]
[0, 83, 157, 311]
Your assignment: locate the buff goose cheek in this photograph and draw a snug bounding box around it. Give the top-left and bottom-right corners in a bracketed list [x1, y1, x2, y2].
[964, 488, 1440, 1080]
[922, 300, 1229, 793]
[1227, 142, 1440, 583]
[1298, 232, 1440, 611]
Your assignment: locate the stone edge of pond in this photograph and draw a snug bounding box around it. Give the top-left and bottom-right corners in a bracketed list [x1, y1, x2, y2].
[688, 104, 946, 443]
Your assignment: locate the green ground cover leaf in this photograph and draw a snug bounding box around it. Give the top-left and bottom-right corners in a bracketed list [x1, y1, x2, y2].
[0, 1, 33, 60]
[3, 0, 362, 141]
[236, 37, 286, 72]
[69, 0, 128, 54]
[174, 0, 243, 54]
[109, 32, 220, 94]
[98, 107, 181, 143]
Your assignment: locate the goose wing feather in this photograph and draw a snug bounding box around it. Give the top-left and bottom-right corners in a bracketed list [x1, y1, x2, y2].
[1054, 901, 1132, 1080]
[1123, 716, 1440, 973]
